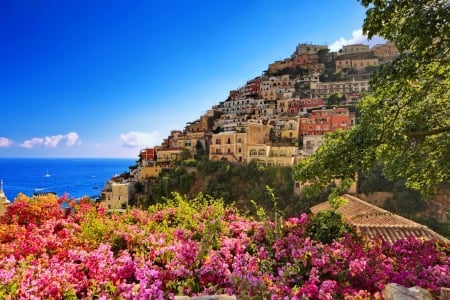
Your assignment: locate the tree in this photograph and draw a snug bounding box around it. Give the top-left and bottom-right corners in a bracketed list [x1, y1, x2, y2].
[326, 93, 346, 106]
[294, 0, 450, 203]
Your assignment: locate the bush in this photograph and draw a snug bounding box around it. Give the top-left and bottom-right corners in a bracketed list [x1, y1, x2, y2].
[307, 210, 355, 243]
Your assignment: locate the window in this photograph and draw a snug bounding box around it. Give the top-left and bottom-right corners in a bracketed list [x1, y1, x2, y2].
[215, 139, 221, 144]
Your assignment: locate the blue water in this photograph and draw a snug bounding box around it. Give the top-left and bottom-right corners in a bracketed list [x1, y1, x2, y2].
[0, 158, 135, 201]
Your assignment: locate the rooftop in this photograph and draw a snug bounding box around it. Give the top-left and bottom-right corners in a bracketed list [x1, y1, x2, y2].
[311, 194, 449, 244]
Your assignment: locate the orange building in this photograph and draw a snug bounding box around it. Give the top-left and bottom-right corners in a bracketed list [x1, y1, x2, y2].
[299, 107, 355, 136]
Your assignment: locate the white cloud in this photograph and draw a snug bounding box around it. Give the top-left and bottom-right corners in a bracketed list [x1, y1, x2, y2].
[21, 137, 44, 149]
[120, 131, 161, 148]
[329, 29, 386, 52]
[0, 137, 13, 148]
[20, 132, 81, 148]
[65, 132, 80, 146]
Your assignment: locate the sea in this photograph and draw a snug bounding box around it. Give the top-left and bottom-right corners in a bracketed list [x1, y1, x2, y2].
[0, 158, 136, 202]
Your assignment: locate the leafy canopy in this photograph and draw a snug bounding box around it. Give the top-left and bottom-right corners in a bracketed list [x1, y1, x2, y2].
[294, 0, 450, 200]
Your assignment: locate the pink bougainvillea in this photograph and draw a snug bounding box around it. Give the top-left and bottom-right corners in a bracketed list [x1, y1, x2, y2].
[0, 193, 448, 299]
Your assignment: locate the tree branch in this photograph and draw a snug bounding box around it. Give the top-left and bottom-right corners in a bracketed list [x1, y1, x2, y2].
[407, 125, 450, 138]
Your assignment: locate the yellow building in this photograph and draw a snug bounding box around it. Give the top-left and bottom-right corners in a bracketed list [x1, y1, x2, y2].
[265, 145, 297, 166]
[335, 52, 379, 73]
[372, 41, 399, 62]
[135, 165, 162, 181]
[100, 182, 132, 210]
[155, 147, 184, 168]
[339, 44, 370, 55]
[246, 121, 270, 145]
[209, 131, 246, 162]
[280, 118, 299, 140]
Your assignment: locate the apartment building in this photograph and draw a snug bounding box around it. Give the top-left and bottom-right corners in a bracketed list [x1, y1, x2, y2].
[335, 52, 379, 73]
[245, 143, 298, 166]
[100, 182, 133, 210]
[338, 44, 370, 55]
[300, 135, 324, 156]
[299, 107, 355, 136]
[209, 131, 246, 162]
[310, 80, 370, 99]
[271, 117, 299, 141]
[155, 147, 184, 168]
[287, 98, 324, 116]
[185, 109, 219, 133]
[372, 41, 399, 62]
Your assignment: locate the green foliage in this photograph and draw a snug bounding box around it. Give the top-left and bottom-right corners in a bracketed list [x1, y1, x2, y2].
[294, 0, 450, 202]
[144, 160, 305, 218]
[307, 210, 354, 244]
[326, 93, 346, 106]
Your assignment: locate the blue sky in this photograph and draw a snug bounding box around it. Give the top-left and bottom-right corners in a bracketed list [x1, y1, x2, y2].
[0, 0, 383, 158]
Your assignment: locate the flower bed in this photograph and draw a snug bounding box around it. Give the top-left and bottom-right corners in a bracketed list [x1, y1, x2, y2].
[0, 193, 448, 299]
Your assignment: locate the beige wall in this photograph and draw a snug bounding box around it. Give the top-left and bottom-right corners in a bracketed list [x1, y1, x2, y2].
[246, 122, 270, 145]
[336, 57, 378, 73]
[209, 131, 246, 162]
[247, 145, 297, 166]
[340, 44, 369, 55]
[373, 42, 399, 61]
[310, 80, 370, 98]
[136, 166, 162, 180]
[101, 183, 131, 210]
[281, 119, 299, 139]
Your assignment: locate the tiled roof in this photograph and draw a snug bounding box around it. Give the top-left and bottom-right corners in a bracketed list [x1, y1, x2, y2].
[310, 194, 449, 244]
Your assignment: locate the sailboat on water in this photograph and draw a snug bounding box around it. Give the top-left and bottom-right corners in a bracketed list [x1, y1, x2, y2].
[44, 169, 51, 178]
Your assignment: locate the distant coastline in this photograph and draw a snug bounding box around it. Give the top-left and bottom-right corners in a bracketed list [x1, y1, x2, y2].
[0, 158, 135, 201]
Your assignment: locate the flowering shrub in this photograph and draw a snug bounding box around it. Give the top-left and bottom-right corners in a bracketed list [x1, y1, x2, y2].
[0, 193, 448, 299]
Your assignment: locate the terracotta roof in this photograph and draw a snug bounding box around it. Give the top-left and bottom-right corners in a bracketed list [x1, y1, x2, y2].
[310, 194, 449, 244]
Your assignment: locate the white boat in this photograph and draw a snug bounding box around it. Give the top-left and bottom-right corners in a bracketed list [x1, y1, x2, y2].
[44, 169, 51, 178]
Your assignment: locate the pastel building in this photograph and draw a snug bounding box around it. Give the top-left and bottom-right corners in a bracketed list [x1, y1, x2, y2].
[299, 107, 355, 136]
[209, 131, 246, 162]
[287, 98, 324, 116]
[310, 80, 370, 99]
[135, 148, 162, 180]
[335, 52, 379, 73]
[338, 44, 370, 55]
[155, 147, 184, 168]
[372, 42, 399, 62]
[100, 182, 133, 210]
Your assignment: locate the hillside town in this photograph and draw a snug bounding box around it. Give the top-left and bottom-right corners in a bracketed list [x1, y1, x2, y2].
[99, 41, 400, 210]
